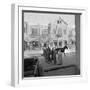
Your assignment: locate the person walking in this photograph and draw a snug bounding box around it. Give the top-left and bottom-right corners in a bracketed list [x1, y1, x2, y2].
[52, 48, 57, 64]
[47, 46, 51, 63]
[56, 50, 62, 65]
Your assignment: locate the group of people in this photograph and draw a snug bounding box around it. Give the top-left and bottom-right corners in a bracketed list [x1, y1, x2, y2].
[43, 45, 64, 65]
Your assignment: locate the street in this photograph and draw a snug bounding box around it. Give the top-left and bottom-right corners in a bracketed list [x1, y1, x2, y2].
[37, 52, 79, 76]
[24, 49, 80, 76]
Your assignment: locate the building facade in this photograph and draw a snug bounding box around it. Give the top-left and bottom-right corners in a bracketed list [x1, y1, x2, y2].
[24, 16, 76, 51]
[50, 17, 68, 48]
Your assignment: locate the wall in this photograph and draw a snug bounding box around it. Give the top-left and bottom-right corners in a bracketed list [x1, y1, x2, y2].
[0, 0, 89, 89]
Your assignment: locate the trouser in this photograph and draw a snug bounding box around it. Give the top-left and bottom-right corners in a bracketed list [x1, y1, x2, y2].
[52, 55, 56, 64]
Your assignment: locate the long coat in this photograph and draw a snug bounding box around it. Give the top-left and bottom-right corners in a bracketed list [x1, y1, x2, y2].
[51, 49, 57, 64]
[56, 51, 62, 65]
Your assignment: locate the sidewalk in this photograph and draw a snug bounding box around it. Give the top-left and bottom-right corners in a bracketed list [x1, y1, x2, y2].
[38, 54, 78, 76]
[38, 53, 76, 71]
[24, 49, 77, 71]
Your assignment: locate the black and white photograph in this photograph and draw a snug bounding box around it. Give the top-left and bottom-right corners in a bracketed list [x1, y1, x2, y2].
[23, 10, 80, 78]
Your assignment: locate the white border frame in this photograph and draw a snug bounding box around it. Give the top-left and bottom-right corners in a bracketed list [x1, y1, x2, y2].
[11, 4, 87, 87]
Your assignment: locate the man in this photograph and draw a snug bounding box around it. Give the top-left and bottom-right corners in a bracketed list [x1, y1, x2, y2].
[47, 46, 51, 63]
[52, 47, 57, 64]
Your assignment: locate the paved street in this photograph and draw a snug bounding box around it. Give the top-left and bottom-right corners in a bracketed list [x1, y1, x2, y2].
[38, 53, 77, 70]
[37, 52, 79, 76]
[24, 50, 80, 76]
